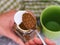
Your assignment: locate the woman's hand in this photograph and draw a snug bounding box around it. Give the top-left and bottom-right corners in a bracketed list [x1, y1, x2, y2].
[0, 10, 24, 45]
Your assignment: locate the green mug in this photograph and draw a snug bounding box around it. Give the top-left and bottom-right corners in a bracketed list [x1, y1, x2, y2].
[40, 5, 60, 39]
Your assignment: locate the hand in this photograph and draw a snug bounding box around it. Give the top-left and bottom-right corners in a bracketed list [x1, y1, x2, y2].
[25, 37, 56, 45]
[0, 10, 56, 45]
[0, 10, 24, 45]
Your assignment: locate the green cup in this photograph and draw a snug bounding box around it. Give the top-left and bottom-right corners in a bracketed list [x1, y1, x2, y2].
[40, 5, 60, 39]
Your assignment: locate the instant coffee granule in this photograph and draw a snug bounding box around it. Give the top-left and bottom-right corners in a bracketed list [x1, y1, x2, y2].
[19, 22, 28, 30]
[22, 13, 36, 29]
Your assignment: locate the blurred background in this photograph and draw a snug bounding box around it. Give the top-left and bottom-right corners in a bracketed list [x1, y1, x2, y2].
[0, 0, 60, 17]
[0, 0, 60, 45]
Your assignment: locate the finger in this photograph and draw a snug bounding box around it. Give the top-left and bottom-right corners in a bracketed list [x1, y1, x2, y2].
[28, 40, 36, 45]
[33, 37, 43, 45]
[44, 38, 56, 45]
[25, 42, 30, 45]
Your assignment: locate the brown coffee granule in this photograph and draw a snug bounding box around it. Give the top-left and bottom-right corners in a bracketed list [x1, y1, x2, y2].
[22, 13, 36, 29]
[19, 22, 28, 30]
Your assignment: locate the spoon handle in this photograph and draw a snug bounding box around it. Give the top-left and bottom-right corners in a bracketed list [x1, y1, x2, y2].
[35, 30, 47, 45]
